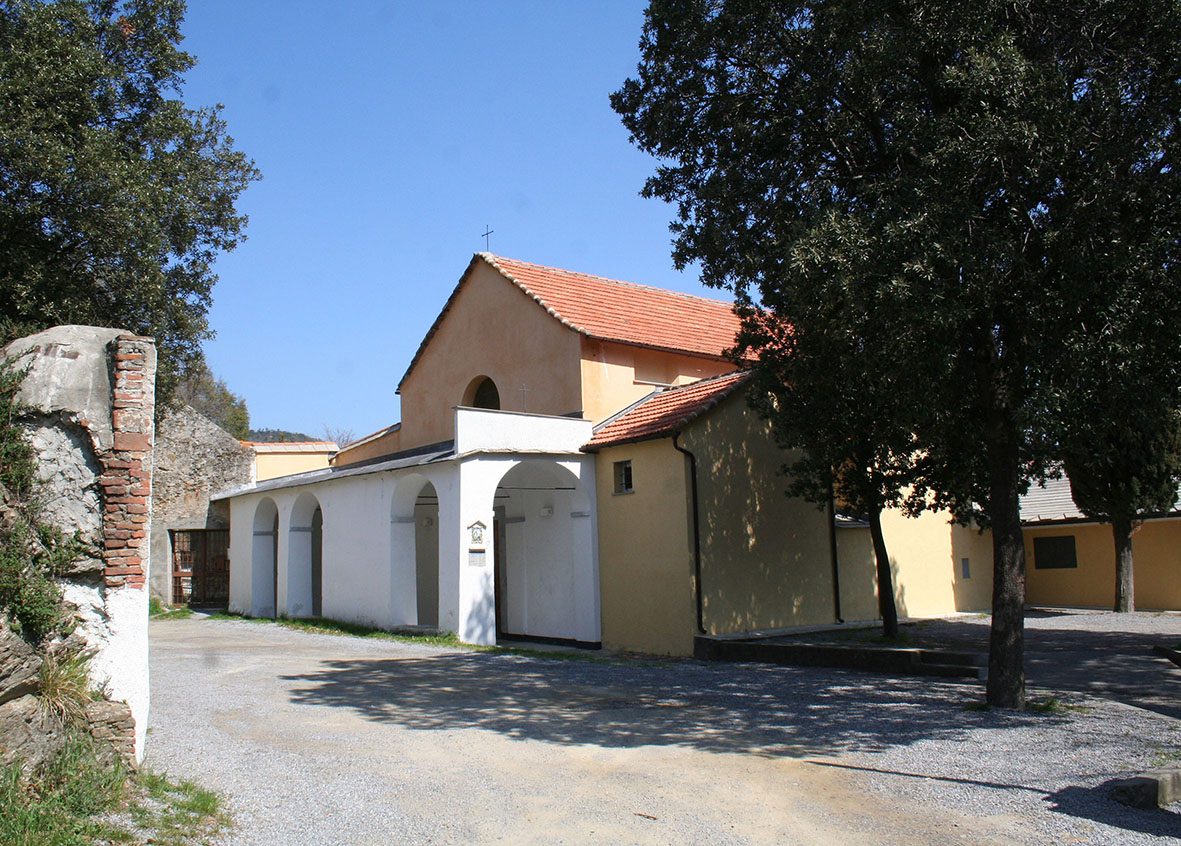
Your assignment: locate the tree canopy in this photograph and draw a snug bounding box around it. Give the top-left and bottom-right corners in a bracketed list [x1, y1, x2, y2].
[175, 361, 250, 440]
[614, 0, 1181, 707]
[0, 0, 259, 404]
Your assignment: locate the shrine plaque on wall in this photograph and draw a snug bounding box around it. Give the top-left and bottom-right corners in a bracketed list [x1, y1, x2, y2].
[468, 549, 486, 568]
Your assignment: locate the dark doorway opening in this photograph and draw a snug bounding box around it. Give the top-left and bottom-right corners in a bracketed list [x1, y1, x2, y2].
[171, 529, 230, 609]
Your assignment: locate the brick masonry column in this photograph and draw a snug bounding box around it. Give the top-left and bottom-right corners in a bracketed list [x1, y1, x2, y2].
[94, 333, 156, 762]
[100, 336, 155, 591]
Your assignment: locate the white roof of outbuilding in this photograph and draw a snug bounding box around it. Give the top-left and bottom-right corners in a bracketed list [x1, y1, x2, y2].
[1019, 476, 1083, 524]
[211, 441, 454, 501]
[1020, 474, 1181, 525]
[243, 441, 338, 454]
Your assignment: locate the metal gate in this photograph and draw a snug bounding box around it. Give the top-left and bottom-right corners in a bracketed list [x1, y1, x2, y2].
[171, 529, 230, 608]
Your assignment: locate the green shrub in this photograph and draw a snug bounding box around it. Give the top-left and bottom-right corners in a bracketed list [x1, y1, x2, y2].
[38, 649, 96, 728]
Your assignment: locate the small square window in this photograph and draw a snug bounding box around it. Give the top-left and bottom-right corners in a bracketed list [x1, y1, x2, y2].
[613, 460, 633, 494]
[1033, 536, 1078, 569]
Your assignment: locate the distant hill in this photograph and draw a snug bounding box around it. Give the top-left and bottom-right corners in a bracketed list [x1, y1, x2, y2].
[246, 428, 315, 443]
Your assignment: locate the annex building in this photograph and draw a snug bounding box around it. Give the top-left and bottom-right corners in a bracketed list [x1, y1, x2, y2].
[214, 253, 997, 655]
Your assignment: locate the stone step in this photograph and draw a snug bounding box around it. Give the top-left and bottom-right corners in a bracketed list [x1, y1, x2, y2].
[694, 637, 987, 681]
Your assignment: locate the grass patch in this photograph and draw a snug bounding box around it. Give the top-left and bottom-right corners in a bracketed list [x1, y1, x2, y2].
[1150, 746, 1181, 769]
[1027, 696, 1092, 715]
[37, 648, 98, 726]
[0, 734, 229, 845]
[148, 597, 194, 620]
[121, 773, 229, 845]
[965, 696, 1092, 715]
[207, 612, 637, 664]
[214, 612, 469, 648]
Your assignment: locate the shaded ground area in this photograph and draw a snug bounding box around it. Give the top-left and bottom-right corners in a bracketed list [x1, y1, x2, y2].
[146, 617, 1180, 845]
[774, 609, 1181, 718]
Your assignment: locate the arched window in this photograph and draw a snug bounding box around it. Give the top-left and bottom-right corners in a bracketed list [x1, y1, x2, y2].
[463, 376, 500, 410]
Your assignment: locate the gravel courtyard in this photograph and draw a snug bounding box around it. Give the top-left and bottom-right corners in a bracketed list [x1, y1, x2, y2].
[145, 615, 1181, 845]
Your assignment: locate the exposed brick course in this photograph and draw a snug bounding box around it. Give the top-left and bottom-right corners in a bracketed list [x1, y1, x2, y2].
[97, 336, 155, 590]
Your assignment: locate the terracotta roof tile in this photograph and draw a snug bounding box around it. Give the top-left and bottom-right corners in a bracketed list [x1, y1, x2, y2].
[399, 254, 743, 391]
[584, 371, 751, 450]
[484, 254, 742, 358]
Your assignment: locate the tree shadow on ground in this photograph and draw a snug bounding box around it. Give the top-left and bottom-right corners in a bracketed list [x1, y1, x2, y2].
[1044, 785, 1181, 839]
[808, 760, 1181, 841]
[791, 614, 1181, 718]
[281, 653, 1063, 758]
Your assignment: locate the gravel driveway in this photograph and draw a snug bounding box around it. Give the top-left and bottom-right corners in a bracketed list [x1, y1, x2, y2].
[145, 617, 1181, 845]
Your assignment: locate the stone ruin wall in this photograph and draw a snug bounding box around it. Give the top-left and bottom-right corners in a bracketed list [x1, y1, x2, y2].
[5, 325, 156, 761]
[150, 404, 253, 603]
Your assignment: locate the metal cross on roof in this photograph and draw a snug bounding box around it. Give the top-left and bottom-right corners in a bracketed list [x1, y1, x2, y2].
[481, 225, 494, 250]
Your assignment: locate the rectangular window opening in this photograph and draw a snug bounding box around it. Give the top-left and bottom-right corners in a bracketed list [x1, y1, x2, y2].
[961, 557, 970, 579]
[1033, 535, 1078, 570]
[613, 459, 633, 494]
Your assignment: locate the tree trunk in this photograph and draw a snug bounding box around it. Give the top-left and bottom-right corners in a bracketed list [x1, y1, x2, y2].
[986, 425, 1026, 709]
[1112, 516, 1135, 612]
[868, 507, 899, 638]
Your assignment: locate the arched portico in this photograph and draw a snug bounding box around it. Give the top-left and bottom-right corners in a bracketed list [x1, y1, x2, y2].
[250, 498, 279, 617]
[491, 460, 598, 644]
[389, 474, 442, 627]
[287, 492, 323, 618]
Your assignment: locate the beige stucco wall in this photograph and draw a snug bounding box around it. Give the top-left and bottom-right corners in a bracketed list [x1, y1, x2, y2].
[398, 261, 584, 450]
[836, 511, 994, 621]
[332, 428, 402, 467]
[882, 509, 993, 617]
[579, 338, 736, 425]
[680, 394, 838, 635]
[254, 451, 335, 482]
[1024, 520, 1181, 610]
[594, 439, 696, 655]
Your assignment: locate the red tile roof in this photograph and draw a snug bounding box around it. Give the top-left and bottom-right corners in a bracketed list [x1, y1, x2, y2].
[583, 371, 751, 450]
[398, 254, 743, 391]
[484, 254, 742, 358]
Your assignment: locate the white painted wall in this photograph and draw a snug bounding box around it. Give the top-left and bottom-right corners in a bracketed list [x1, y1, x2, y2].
[224, 415, 600, 648]
[455, 407, 593, 455]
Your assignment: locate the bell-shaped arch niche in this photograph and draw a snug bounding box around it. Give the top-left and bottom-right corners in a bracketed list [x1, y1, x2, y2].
[462, 376, 500, 410]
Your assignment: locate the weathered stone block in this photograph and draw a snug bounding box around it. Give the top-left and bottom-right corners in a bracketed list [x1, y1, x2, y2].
[1108, 769, 1181, 808]
[0, 626, 42, 706]
[84, 699, 136, 768]
[0, 694, 63, 774]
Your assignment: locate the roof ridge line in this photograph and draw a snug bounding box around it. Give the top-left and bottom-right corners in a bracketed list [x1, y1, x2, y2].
[483, 253, 590, 336]
[591, 386, 662, 434]
[479, 252, 736, 308]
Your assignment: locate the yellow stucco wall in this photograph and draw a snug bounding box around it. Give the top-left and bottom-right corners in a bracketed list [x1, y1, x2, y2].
[254, 451, 335, 481]
[398, 261, 584, 450]
[881, 509, 993, 617]
[680, 395, 838, 634]
[594, 439, 696, 655]
[1024, 520, 1181, 610]
[332, 428, 402, 467]
[579, 338, 736, 425]
[833, 513, 994, 622]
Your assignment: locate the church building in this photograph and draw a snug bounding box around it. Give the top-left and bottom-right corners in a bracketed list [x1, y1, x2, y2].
[215, 253, 994, 654]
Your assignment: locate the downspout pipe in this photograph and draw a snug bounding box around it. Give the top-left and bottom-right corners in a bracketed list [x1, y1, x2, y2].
[828, 488, 844, 624]
[672, 433, 706, 635]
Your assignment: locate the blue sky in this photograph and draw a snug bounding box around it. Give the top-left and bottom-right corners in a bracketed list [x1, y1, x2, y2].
[179, 1, 718, 441]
